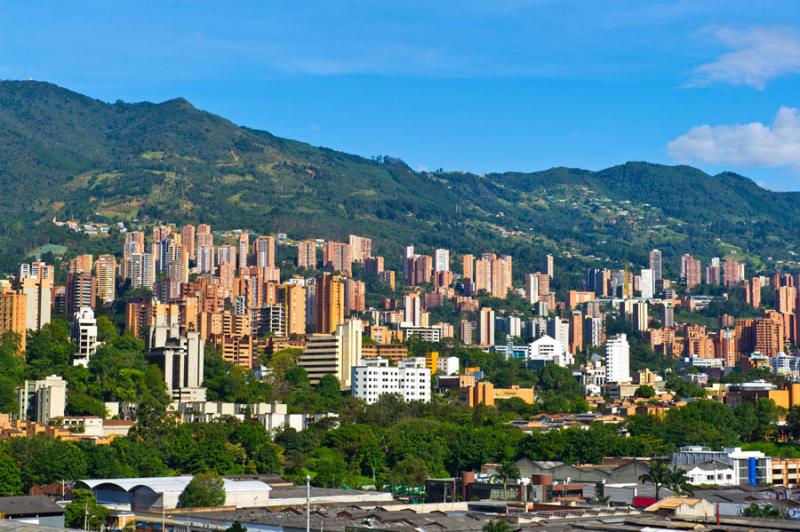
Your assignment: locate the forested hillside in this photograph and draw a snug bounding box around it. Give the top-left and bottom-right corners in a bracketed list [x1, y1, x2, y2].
[0, 80, 797, 276]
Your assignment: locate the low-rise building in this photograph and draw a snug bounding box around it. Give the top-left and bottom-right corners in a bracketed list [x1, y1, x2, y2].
[351, 357, 431, 404]
[671, 446, 770, 486]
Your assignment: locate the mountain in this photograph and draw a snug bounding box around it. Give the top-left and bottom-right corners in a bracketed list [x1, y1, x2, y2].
[0, 80, 797, 278]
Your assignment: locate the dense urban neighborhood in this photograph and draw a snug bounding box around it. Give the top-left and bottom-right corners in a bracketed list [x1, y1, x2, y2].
[4, 2, 800, 530]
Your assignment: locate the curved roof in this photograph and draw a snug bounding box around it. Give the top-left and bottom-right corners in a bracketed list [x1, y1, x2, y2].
[77, 476, 271, 495]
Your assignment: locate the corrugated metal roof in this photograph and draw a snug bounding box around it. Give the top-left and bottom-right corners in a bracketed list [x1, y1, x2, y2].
[0, 496, 64, 516]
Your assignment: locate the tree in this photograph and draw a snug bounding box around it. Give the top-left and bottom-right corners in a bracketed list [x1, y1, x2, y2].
[594, 495, 610, 506]
[482, 520, 514, 532]
[389, 457, 429, 487]
[0, 451, 22, 496]
[308, 448, 349, 488]
[639, 461, 670, 500]
[252, 443, 283, 474]
[634, 385, 655, 399]
[65, 489, 110, 530]
[666, 467, 694, 496]
[178, 471, 226, 508]
[96, 315, 118, 343]
[491, 462, 520, 501]
[743, 502, 788, 519]
[225, 521, 248, 532]
[5, 436, 88, 490]
[788, 405, 800, 441]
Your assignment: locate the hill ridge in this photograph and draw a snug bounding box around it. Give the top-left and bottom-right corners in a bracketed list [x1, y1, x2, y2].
[0, 80, 796, 277]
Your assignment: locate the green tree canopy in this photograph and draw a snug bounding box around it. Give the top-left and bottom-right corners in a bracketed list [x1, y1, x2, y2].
[178, 471, 226, 508]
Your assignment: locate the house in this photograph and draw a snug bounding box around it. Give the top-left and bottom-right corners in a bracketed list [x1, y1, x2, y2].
[644, 497, 717, 519]
[678, 459, 736, 486]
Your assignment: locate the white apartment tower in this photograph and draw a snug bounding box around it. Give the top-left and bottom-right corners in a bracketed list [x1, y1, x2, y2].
[434, 249, 450, 272]
[640, 268, 654, 299]
[71, 307, 98, 368]
[605, 333, 631, 383]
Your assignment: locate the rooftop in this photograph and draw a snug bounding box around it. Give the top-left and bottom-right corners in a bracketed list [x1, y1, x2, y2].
[0, 495, 65, 516]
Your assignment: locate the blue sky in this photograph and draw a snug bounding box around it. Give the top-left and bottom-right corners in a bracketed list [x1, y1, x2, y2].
[2, 1, 800, 189]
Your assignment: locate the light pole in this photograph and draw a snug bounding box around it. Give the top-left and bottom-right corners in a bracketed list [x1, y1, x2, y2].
[306, 474, 311, 532]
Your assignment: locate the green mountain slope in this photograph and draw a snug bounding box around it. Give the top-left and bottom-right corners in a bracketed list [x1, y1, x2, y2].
[0, 80, 797, 278]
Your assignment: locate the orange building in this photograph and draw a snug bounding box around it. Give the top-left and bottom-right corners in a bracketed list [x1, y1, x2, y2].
[568, 291, 595, 309]
[461, 382, 535, 408]
[315, 273, 345, 334]
[0, 286, 27, 352]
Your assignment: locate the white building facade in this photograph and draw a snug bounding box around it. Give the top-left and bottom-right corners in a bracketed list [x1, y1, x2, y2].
[605, 333, 631, 383]
[351, 357, 431, 404]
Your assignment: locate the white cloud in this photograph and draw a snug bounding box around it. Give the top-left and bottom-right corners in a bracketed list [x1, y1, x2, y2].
[688, 28, 800, 89]
[668, 107, 800, 167]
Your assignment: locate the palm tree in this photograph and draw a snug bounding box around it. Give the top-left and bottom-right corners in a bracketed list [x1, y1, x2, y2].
[666, 467, 694, 496]
[491, 462, 521, 501]
[594, 495, 611, 507]
[639, 461, 670, 500]
[482, 520, 514, 532]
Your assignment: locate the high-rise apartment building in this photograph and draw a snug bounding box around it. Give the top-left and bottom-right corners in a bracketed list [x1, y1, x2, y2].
[348, 235, 372, 263]
[71, 307, 98, 368]
[524, 274, 539, 304]
[281, 283, 307, 336]
[238, 233, 250, 271]
[663, 302, 675, 328]
[462, 254, 474, 283]
[411, 255, 433, 285]
[315, 273, 345, 334]
[403, 246, 415, 284]
[0, 285, 27, 352]
[343, 278, 366, 315]
[217, 245, 236, 267]
[745, 277, 762, 308]
[69, 254, 93, 274]
[490, 255, 513, 298]
[403, 293, 422, 327]
[18, 272, 52, 332]
[298, 318, 363, 388]
[66, 272, 96, 315]
[95, 254, 117, 305]
[649, 249, 663, 282]
[474, 257, 491, 294]
[255, 236, 276, 268]
[543, 254, 554, 278]
[182, 224, 196, 261]
[434, 248, 450, 272]
[640, 268, 654, 299]
[459, 319, 475, 346]
[130, 253, 155, 290]
[706, 257, 721, 286]
[297, 240, 317, 270]
[632, 301, 649, 332]
[197, 224, 213, 248]
[682, 254, 702, 292]
[478, 307, 495, 346]
[568, 311, 583, 354]
[147, 315, 206, 402]
[605, 333, 631, 383]
[723, 258, 745, 287]
[17, 375, 66, 423]
[197, 246, 215, 274]
[323, 241, 352, 274]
